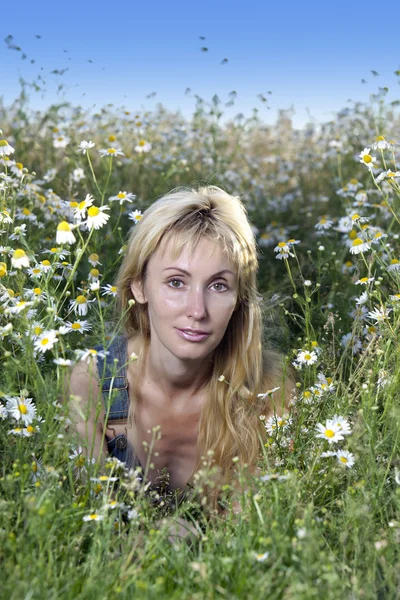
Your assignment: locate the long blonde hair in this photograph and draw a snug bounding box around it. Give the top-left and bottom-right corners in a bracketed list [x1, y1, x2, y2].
[115, 185, 294, 510]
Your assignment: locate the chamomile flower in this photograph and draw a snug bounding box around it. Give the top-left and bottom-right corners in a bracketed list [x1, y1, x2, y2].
[83, 513, 104, 522]
[295, 350, 318, 366]
[85, 206, 110, 231]
[134, 140, 152, 153]
[355, 277, 374, 285]
[75, 348, 109, 363]
[0, 140, 15, 156]
[56, 221, 76, 245]
[109, 191, 136, 204]
[315, 420, 344, 444]
[53, 135, 70, 148]
[336, 450, 355, 468]
[63, 320, 92, 334]
[69, 295, 95, 317]
[264, 413, 292, 435]
[330, 415, 352, 436]
[88, 253, 101, 267]
[73, 194, 94, 222]
[359, 148, 376, 170]
[34, 330, 59, 353]
[53, 358, 74, 367]
[0, 262, 7, 277]
[11, 248, 30, 269]
[77, 140, 95, 154]
[376, 169, 400, 183]
[101, 284, 118, 297]
[315, 216, 334, 231]
[99, 147, 124, 158]
[5, 300, 34, 315]
[387, 259, 400, 272]
[367, 305, 391, 323]
[355, 291, 369, 306]
[6, 395, 37, 425]
[128, 210, 143, 224]
[253, 551, 270, 562]
[371, 136, 390, 150]
[71, 167, 85, 182]
[274, 241, 294, 260]
[349, 238, 371, 255]
[88, 268, 101, 282]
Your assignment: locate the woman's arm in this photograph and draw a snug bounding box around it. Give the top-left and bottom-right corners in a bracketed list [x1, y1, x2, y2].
[62, 358, 109, 464]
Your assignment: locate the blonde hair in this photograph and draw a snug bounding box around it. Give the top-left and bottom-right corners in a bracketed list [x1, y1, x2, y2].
[115, 185, 294, 511]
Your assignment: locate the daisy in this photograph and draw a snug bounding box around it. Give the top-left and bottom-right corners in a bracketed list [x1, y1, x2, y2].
[90, 475, 118, 483]
[71, 167, 85, 182]
[63, 320, 92, 334]
[88, 253, 101, 267]
[134, 140, 152, 153]
[53, 135, 70, 148]
[355, 277, 374, 285]
[109, 191, 136, 204]
[73, 194, 94, 222]
[367, 305, 391, 323]
[359, 148, 376, 170]
[34, 330, 59, 353]
[349, 238, 371, 255]
[101, 284, 118, 297]
[0, 140, 15, 156]
[99, 147, 124, 158]
[128, 210, 143, 224]
[315, 216, 334, 231]
[274, 242, 294, 260]
[23, 424, 40, 437]
[315, 420, 344, 444]
[85, 206, 110, 231]
[295, 350, 318, 366]
[75, 348, 109, 363]
[387, 259, 400, 272]
[371, 231, 388, 244]
[376, 169, 400, 183]
[330, 415, 352, 435]
[355, 291, 369, 306]
[77, 140, 95, 154]
[264, 413, 292, 435]
[11, 248, 30, 269]
[5, 300, 34, 315]
[6, 395, 37, 426]
[0, 210, 13, 224]
[0, 262, 7, 277]
[257, 386, 280, 400]
[56, 221, 76, 245]
[53, 358, 74, 367]
[371, 136, 390, 150]
[90, 281, 100, 292]
[69, 295, 95, 317]
[9, 224, 27, 241]
[336, 450, 355, 468]
[88, 268, 101, 282]
[253, 551, 269, 562]
[83, 513, 104, 522]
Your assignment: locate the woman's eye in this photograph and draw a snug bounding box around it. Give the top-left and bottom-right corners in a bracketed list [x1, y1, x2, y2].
[167, 279, 228, 291]
[168, 279, 183, 288]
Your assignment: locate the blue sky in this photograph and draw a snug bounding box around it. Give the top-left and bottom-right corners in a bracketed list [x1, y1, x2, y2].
[2, 0, 399, 128]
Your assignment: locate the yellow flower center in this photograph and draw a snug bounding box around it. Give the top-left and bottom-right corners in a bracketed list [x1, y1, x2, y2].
[304, 354, 311, 361]
[88, 206, 100, 217]
[76, 295, 87, 305]
[139, 139, 146, 146]
[376, 135, 385, 141]
[40, 338, 49, 346]
[349, 230, 357, 240]
[90, 268, 99, 277]
[16, 162, 23, 170]
[89, 253, 99, 261]
[0, 140, 9, 147]
[14, 249, 27, 259]
[34, 326, 43, 335]
[78, 200, 86, 210]
[52, 127, 59, 133]
[325, 429, 334, 438]
[352, 238, 363, 246]
[387, 171, 396, 177]
[33, 288, 42, 295]
[7, 289, 15, 297]
[327, 378, 333, 384]
[41, 260, 51, 267]
[345, 261, 353, 267]
[18, 404, 28, 414]
[374, 232, 383, 238]
[117, 192, 126, 199]
[71, 323, 82, 330]
[278, 242, 287, 248]
[311, 341, 318, 347]
[319, 218, 327, 224]
[363, 154, 372, 164]
[107, 148, 116, 154]
[339, 456, 348, 463]
[88, 514, 99, 520]
[350, 179, 358, 185]
[110, 286, 117, 293]
[391, 259, 399, 265]
[57, 221, 71, 232]
[0, 263, 7, 277]
[351, 214, 360, 221]
[359, 277, 369, 283]
[22, 208, 31, 216]
[88, 349, 98, 355]
[108, 134, 116, 142]
[98, 475, 109, 481]
[70, 201, 78, 208]
[303, 391, 311, 398]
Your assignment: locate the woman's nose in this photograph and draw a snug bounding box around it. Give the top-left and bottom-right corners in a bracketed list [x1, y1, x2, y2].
[187, 287, 207, 319]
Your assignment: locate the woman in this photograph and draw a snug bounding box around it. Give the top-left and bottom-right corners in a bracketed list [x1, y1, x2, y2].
[66, 185, 294, 529]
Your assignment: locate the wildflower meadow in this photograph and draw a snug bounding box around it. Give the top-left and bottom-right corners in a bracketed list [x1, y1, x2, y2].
[1, 73, 400, 599]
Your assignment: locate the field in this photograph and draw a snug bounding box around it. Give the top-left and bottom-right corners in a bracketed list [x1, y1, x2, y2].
[0, 82, 400, 599]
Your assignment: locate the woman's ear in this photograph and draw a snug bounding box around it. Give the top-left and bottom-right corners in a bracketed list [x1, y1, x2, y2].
[130, 280, 147, 304]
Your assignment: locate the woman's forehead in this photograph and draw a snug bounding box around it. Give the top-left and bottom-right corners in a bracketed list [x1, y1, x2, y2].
[152, 235, 236, 269]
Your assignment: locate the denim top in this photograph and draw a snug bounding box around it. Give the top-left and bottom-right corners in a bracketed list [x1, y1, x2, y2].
[93, 334, 143, 472]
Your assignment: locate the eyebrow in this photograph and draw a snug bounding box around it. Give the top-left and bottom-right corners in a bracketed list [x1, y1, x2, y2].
[162, 267, 235, 278]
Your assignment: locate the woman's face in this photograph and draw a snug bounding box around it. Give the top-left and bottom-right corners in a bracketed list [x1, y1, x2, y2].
[130, 237, 239, 362]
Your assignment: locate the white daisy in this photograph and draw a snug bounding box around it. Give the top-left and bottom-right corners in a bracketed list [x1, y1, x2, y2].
[264, 413, 292, 435]
[75, 348, 109, 363]
[134, 140, 152, 153]
[295, 350, 318, 366]
[73, 194, 94, 222]
[11, 248, 30, 269]
[128, 210, 143, 224]
[69, 295, 95, 317]
[53, 135, 70, 148]
[101, 284, 118, 297]
[387, 259, 400, 272]
[371, 136, 390, 150]
[99, 147, 124, 158]
[359, 148, 376, 170]
[330, 415, 352, 435]
[83, 513, 104, 522]
[109, 191, 136, 205]
[0, 140, 15, 156]
[336, 450, 355, 468]
[6, 395, 37, 425]
[88, 253, 101, 267]
[34, 330, 59, 353]
[77, 140, 95, 154]
[253, 551, 269, 562]
[5, 300, 34, 315]
[349, 238, 371, 255]
[53, 358, 74, 367]
[315, 420, 344, 444]
[367, 305, 391, 323]
[64, 320, 92, 334]
[355, 277, 374, 286]
[85, 206, 110, 231]
[56, 221, 76, 245]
